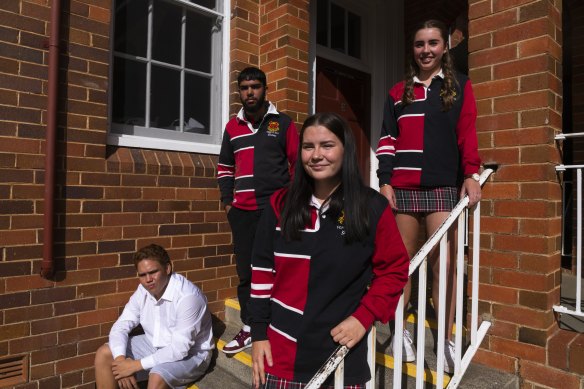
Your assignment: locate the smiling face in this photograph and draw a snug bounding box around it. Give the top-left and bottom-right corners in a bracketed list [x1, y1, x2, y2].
[238, 79, 267, 114]
[301, 125, 344, 195]
[413, 27, 447, 79]
[137, 258, 171, 300]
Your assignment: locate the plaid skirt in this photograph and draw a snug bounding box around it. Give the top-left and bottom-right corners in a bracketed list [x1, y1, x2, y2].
[394, 186, 458, 213]
[258, 373, 365, 389]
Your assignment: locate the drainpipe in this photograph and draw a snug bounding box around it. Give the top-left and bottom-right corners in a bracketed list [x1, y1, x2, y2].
[40, 0, 61, 279]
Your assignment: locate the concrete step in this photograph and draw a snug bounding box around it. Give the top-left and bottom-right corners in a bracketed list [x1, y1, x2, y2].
[219, 298, 519, 388]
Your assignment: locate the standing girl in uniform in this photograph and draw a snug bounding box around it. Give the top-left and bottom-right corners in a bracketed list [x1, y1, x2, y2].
[376, 19, 481, 373]
[249, 112, 409, 388]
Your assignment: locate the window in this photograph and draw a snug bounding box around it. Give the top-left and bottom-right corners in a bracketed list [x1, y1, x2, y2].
[316, 0, 362, 59]
[108, 0, 228, 154]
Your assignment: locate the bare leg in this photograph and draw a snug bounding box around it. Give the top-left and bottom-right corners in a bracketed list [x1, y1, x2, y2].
[395, 212, 422, 317]
[95, 344, 116, 389]
[426, 212, 457, 341]
[147, 373, 171, 389]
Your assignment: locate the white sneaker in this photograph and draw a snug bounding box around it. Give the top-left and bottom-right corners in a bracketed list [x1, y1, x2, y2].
[443, 340, 455, 374]
[390, 329, 416, 362]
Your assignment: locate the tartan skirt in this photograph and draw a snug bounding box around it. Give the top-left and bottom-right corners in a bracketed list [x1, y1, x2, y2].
[394, 186, 458, 213]
[258, 373, 365, 389]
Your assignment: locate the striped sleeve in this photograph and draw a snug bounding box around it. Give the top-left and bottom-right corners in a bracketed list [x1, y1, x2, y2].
[352, 205, 409, 329]
[217, 129, 235, 206]
[248, 198, 279, 341]
[455, 79, 481, 176]
[376, 94, 399, 185]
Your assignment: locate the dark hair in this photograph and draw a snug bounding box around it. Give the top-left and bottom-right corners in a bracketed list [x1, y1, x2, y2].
[134, 244, 171, 270]
[237, 67, 267, 88]
[279, 112, 369, 243]
[402, 19, 459, 111]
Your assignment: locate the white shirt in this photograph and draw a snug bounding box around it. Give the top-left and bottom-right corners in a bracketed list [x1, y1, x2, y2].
[109, 273, 214, 370]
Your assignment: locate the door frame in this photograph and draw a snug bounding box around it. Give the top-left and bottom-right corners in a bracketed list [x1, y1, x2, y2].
[308, 0, 404, 188]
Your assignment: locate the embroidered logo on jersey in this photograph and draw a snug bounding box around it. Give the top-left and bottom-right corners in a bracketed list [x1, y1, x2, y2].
[337, 210, 345, 236]
[266, 121, 280, 137]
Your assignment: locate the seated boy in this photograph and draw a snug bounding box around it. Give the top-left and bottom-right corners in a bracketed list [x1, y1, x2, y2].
[95, 244, 214, 389]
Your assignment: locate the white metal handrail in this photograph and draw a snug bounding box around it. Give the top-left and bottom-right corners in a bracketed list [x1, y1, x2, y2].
[554, 131, 583, 319]
[554, 166, 583, 318]
[306, 169, 493, 388]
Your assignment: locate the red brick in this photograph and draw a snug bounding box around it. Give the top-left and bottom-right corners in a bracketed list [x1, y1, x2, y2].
[30, 362, 56, 381]
[548, 329, 578, 370]
[55, 353, 95, 375]
[493, 267, 555, 290]
[492, 17, 550, 46]
[477, 283, 518, 304]
[32, 344, 77, 366]
[97, 292, 133, 309]
[493, 304, 554, 329]
[519, 289, 557, 310]
[0, 322, 30, 341]
[473, 348, 517, 373]
[491, 336, 546, 363]
[494, 200, 555, 218]
[77, 308, 118, 327]
[569, 334, 584, 374]
[520, 361, 581, 388]
[470, 9, 517, 35]
[518, 254, 560, 274]
[9, 333, 57, 354]
[5, 275, 53, 292]
[520, 218, 561, 236]
[58, 324, 100, 345]
[495, 164, 556, 182]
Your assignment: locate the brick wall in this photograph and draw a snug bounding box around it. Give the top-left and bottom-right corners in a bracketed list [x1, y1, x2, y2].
[0, 1, 237, 388]
[0, 0, 312, 387]
[467, 0, 583, 387]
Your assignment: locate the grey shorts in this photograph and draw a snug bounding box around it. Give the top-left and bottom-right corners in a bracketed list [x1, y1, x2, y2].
[125, 334, 212, 389]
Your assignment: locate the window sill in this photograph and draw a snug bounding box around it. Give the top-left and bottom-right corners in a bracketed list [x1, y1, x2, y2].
[107, 133, 221, 155]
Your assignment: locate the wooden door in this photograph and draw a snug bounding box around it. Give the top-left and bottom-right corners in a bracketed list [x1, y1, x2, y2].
[316, 57, 371, 185]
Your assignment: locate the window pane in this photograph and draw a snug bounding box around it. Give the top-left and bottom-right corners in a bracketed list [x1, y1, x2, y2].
[114, 0, 148, 57]
[184, 74, 211, 134]
[112, 57, 146, 127]
[189, 0, 216, 9]
[150, 65, 180, 129]
[185, 10, 213, 72]
[316, 0, 328, 46]
[348, 12, 361, 58]
[330, 3, 345, 53]
[152, 0, 182, 66]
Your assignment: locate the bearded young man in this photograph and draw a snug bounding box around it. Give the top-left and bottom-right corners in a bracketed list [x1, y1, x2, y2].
[94, 244, 214, 389]
[217, 67, 299, 354]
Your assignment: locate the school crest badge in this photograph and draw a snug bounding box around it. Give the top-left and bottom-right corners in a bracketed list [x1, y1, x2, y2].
[266, 121, 280, 137]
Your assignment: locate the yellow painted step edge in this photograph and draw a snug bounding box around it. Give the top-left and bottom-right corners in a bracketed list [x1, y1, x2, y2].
[376, 352, 451, 387]
[225, 298, 464, 334]
[225, 299, 454, 386]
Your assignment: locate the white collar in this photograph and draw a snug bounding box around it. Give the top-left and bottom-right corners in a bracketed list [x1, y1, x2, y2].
[413, 69, 444, 85]
[236, 101, 278, 123]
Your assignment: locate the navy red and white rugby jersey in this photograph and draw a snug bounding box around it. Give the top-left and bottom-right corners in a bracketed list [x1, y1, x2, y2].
[376, 72, 481, 189]
[248, 188, 409, 385]
[217, 102, 299, 211]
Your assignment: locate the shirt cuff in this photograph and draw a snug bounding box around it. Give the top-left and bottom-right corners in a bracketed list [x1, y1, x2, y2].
[352, 305, 375, 330]
[250, 323, 269, 342]
[140, 355, 155, 370]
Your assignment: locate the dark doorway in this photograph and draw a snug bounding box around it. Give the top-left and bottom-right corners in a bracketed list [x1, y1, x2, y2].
[316, 57, 371, 184]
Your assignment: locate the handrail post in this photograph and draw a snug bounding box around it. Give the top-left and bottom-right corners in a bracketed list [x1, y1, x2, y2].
[436, 235, 448, 389]
[455, 213, 465, 375]
[576, 168, 582, 314]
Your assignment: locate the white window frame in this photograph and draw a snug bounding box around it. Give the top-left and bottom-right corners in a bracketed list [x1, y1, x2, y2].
[107, 0, 230, 155]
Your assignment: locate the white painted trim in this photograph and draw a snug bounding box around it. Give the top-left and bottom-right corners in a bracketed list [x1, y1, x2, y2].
[108, 133, 221, 154]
